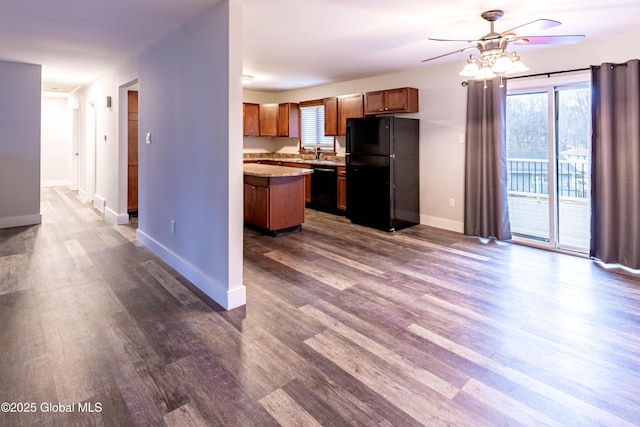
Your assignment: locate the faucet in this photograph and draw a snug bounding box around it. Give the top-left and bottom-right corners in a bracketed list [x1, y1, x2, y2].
[308, 146, 323, 160]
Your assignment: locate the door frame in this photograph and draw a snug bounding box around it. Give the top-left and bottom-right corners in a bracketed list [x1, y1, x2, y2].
[507, 72, 591, 254]
[81, 98, 96, 204]
[71, 103, 81, 191]
[118, 79, 139, 224]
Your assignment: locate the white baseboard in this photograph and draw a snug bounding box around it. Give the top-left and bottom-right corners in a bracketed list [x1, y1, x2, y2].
[93, 195, 107, 214]
[421, 215, 464, 233]
[0, 214, 42, 229]
[105, 207, 130, 225]
[41, 179, 71, 188]
[136, 229, 246, 310]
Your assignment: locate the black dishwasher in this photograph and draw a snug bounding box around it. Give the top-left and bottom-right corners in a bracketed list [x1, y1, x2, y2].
[309, 165, 337, 213]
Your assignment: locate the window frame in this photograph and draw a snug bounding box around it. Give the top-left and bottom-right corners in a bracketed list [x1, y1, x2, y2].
[298, 99, 336, 154]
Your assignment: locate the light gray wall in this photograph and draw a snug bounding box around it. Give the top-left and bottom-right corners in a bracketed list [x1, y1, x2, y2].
[0, 61, 42, 228]
[137, 0, 245, 309]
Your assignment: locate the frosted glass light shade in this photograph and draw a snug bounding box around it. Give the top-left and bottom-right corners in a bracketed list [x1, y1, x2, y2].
[505, 57, 529, 75]
[459, 59, 480, 77]
[474, 65, 496, 80]
[492, 54, 513, 74]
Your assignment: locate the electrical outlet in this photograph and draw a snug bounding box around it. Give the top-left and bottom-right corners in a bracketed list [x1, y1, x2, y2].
[458, 134, 465, 144]
[448, 198, 455, 208]
[170, 219, 175, 234]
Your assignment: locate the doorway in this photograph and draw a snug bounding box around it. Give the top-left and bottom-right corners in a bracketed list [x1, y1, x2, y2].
[71, 104, 80, 191]
[506, 81, 591, 252]
[127, 90, 139, 215]
[82, 99, 97, 204]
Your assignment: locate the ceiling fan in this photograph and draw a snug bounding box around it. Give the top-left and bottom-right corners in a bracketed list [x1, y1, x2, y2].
[422, 10, 585, 79]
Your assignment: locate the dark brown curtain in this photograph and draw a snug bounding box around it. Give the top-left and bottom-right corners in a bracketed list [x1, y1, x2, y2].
[590, 60, 640, 269]
[464, 80, 512, 240]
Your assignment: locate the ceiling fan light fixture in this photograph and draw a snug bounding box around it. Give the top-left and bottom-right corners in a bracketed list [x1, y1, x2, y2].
[475, 64, 496, 81]
[423, 10, 584, 82]
[459, 57, 480, 77]
[492, 53, 514, 74]
[504, 56, 529, 75]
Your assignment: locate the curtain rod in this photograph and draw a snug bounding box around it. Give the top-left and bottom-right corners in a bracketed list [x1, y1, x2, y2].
[461, 62, 634, 86]
[506, 67, 591, 80]
[461, 66, 592, 86]
[509, 61, 634, 79]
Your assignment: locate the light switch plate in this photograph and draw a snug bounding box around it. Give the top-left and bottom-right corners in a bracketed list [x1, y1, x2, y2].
[146, 132, 151, 144]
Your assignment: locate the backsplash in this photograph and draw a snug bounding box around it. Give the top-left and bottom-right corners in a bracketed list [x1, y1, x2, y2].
[243, 152, 345, 163]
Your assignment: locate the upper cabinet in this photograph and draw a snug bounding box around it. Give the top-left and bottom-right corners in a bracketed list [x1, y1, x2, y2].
[243, 102, 300, 138]
[244, 87, 417, 139]
[259, 103, 278, 137]
[338, 94, 364, 135]
[324, 94, 364, 136]
[364, 87, 419, 115]
[324, 97, 338, 136]
[277, 103, 300, 137]
[243, 103, 260, 136]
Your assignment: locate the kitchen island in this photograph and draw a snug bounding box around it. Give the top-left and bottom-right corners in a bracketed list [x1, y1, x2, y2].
[243, 163, 313, 236]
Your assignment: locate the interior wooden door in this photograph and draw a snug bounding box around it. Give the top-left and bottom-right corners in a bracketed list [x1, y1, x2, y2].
[128, 91, 139, 213]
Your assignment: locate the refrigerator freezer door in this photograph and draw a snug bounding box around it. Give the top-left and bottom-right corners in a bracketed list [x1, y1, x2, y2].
[346, 117, 391, 156]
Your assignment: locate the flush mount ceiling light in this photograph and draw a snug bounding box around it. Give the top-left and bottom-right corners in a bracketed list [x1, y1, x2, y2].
[422, 10, 585, 84]
[242, 74, 254, 83]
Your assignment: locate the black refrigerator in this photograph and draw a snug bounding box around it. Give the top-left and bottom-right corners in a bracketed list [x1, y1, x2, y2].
[346, 116, 420, 232]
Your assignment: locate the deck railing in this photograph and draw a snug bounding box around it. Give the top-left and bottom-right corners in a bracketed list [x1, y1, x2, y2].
[507, 158, 589, 199]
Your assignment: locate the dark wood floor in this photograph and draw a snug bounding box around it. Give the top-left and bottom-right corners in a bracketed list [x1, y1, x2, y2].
[1, 186, 640, 426]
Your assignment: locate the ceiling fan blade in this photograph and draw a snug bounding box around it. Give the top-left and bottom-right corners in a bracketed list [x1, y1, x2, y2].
[501, 19, 561, 38]
[428, 37, 476, 43]
[513, 35, 585, 45]
[421, 46, 476, 62]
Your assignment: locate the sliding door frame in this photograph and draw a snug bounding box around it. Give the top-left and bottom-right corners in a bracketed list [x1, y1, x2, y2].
[507, 72, 591, 254]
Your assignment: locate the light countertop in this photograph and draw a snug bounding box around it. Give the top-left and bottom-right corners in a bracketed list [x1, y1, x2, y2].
[243, 163, 314, 177]
[243, 157, 345, 167]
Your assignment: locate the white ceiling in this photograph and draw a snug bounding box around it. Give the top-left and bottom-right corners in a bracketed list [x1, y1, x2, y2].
[2, 0, 640, 93]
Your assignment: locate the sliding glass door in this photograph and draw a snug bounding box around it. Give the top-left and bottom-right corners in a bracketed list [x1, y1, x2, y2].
[506, 83, 591, 252]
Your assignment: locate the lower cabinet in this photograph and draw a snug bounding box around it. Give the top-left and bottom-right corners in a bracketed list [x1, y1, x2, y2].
[337, 166, 347, 211]
[243, 174, 306, 234]
[280, 162, 311, 203]
[244, 183, 269, 229]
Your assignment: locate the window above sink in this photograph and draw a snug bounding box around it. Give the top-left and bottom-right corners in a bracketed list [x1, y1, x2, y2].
[299, 99, 336, 154]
